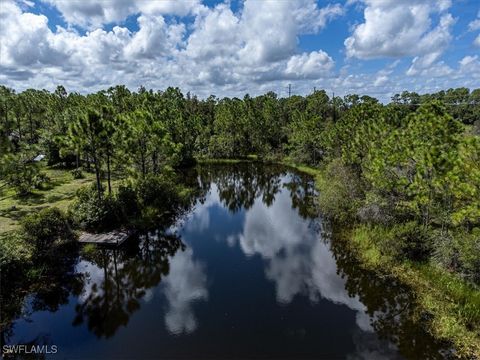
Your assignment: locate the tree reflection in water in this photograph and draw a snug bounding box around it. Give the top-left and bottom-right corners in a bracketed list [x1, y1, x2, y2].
[330, 235, 454, 359]
[195, 163, 285, 212]
[73, 233, 184, 338]
[195, 163, 317, 219]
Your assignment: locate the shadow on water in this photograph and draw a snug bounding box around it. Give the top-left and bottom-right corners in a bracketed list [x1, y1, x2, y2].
[1, 163, 456, 359]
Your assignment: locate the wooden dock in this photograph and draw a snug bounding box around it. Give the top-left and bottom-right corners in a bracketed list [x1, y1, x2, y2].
[78, 230, 132, 246]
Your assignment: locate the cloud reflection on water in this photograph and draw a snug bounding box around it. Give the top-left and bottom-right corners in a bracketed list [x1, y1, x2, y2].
[195, 180, 373, 333]
[163, 248, 208, 335]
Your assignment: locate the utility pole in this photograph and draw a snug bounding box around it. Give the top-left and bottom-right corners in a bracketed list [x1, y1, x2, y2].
[288, 84, 291, 98]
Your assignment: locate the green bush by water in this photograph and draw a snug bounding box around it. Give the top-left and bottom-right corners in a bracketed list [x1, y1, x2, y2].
[21, 207, 73, 253]
[69, 184, 119, 231]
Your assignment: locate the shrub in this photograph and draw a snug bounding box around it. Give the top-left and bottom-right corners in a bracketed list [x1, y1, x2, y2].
[317, 158, 363, 222]
[208, 135, 235, 158]
[132, 174, 189, 228]
[116, 183, 139, 219]
[382, 222, 433, 262]
[0, 154, 40, 195]
[21, 207, 72, 253]
[71, 168, 84, 179]
[433, 228, 480, 284]
[80, 243, 99, 258]
[261, 149, 284, 163]
[33, 172, 51, 189]
[69, 184, 119, 231]
[0, 231, 32, 273]
[136, 174, 180, 210]
[353, 222, 434, 263]
[357, 191, 393, 224]
[69, 174, 188, 231]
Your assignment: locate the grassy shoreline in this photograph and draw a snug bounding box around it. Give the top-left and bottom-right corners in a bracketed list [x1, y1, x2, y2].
[346, 224, 480, 358]
[285, 161, 480, 359]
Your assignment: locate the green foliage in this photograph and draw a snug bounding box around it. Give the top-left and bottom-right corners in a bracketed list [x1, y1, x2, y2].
[0, 153, 41, 195]
[135, 173, 181, 210]
[33, 172, 51, 189]
[68, 174, 185, 231]
[365, 102, 464, 225]
[1, 83, 480, 353]
[116, 182, 139, 219]
[208, 93, 287, 159]
[71, 168, 84, 179]
[317, 159, 363, 222]
[208, 98, 249, 158]
[66, 108, 107, 198]
[447, 137, 480, 227]
[347, 224, 480, 358]
[287, 110, 324, 165]
[315, 100, 479, 284]
[21, 207, 72, 253]
[122, 109, 180, 176]
[0, 231, 32, 272]
[332, 101, 386, 167]
[433, 228, 480, 283]
[360, 222, 433, 262]
[69, 184, 118, 230]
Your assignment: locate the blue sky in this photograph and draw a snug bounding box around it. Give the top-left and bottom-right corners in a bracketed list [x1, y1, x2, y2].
[0, 0, 479, 101]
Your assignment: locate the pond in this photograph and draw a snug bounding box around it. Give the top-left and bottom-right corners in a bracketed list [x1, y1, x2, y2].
[2, 164, 452, 359]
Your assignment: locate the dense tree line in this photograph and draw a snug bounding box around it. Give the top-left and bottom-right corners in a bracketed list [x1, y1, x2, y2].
[1, 84, 479, 283]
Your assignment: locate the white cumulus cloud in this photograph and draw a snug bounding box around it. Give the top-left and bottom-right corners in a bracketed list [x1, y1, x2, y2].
[469, 12, 480, 47]
[0, 0, 342, 94]
[345, 1, 453, 59]
[42, 0, 202, 29]
[0, 0, 478, 101]
[285, 51, 335, 79]
[475, 35, 480, 48]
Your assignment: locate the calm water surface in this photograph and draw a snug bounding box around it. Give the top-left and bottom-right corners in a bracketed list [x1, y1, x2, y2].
[2, 164, 451, 359]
